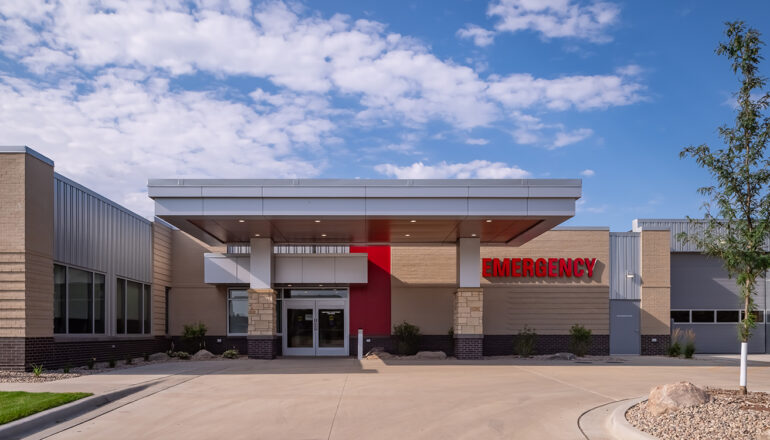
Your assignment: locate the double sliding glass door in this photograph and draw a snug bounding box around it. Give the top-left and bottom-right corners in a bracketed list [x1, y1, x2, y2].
[283, 298, 348, 356]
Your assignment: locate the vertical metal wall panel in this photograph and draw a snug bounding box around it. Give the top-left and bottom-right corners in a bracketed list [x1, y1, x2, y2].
[610, 232, 640, 300]
[632, 219, 770, 253]
[53, 174, 152, 284]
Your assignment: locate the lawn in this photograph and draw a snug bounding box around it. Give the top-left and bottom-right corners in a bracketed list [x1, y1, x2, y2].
[0, 391, 92, 425]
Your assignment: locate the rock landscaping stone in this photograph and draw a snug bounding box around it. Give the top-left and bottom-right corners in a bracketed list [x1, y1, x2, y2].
[548, 352, 576, 360]
[646, 381, 710, 416]
[149, 352, 170, 362]
[627, 388, 770, 440]
[364, 347, 393, 360]
[414, 351, 447, 360]
[192, 349, 214, 360]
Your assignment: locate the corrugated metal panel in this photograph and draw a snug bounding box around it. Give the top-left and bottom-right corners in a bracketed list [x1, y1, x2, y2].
[610, 232, 640, 300]
[53, 174, 152, 283]
[633, 218, 770, 253]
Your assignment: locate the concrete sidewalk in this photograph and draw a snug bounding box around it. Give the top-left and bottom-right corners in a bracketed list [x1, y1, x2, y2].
[2, 356, 768, 440]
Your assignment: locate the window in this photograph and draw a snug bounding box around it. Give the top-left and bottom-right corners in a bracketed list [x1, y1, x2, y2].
[53, 264, 106, 334]
[228, 289, 248, 334]
[670, 310, 690, 323]
[740, 310, 764, 323]
[716, 310, 739, 323]
[691, 310, 715, 323]
[116, 278, 152, 334]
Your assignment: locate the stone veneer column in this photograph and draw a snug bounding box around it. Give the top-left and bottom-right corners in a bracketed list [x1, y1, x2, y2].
[454, 287, 484, 359]
[247, 288, 278, 359]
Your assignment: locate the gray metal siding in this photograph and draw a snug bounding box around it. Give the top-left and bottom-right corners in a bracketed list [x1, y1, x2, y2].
[633, 218, 770, 252]
[609, 232, 640, 300]
[53, 174, 152, 283]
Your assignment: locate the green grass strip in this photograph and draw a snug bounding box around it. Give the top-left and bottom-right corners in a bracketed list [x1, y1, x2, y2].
[0, 391, 92, 425]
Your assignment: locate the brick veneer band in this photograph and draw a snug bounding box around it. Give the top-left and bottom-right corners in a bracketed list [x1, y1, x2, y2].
[455, 337, 483, 360]
[641, 334, 670, 356]
[247, 337, 280, 359]
[484, 334, 611, 356]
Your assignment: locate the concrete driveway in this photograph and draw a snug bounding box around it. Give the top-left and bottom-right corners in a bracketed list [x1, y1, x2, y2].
[11, 355, 770, 440]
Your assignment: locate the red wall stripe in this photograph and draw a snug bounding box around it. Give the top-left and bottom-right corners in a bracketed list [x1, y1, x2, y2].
[349, 246, 391, 336]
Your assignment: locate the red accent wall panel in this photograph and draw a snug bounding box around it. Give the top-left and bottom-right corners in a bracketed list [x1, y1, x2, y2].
[349, 246, 391, 336]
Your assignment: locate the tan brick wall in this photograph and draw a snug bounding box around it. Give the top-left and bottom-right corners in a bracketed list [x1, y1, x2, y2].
[169, 230, 227, 335]
[640, 230, 671, 335]
[152, 222, 172, 335]
[0, 154, 26, 337]
[24, 155, 53, 338]
[248, 289, 276, 336]
[391, 245, 455, 286]
[484, 286, 609, 335]
[454, 287, 483, 335]
[391, 286, 454, 334]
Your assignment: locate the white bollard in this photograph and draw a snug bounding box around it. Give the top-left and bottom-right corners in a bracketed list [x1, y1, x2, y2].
[739, 341, 748, 391]
[357, 329, 364, 360]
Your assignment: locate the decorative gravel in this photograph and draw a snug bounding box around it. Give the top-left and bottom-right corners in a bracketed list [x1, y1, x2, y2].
[627, 388, 770, 440]
[0, 355, 239, 383]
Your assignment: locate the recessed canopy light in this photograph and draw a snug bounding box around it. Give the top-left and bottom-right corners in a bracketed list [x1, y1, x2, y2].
[405, 234, 411, 237]
[319, 284, 323, 287]
[485, 219, 492, 223]
[314, 220, 321, 223]
[471, 233, 477, 237]
[287, 284, 292, 287]
[255, 234, 260, 237]
[410, 219, 417, 223]
[321, 234, 327, 237]
[238, 219, 245, 223]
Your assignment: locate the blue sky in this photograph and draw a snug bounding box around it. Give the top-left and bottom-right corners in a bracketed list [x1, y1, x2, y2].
[1, 1, 769, 230]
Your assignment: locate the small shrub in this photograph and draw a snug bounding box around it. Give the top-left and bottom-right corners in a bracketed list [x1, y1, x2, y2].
[108, 359, 116, 368]
[173, 351, 191, 360]
[63, 364, 71, 374]
[182, 322, 208, 351]
[125, 355, 133, 365]
[222, 349, 239, 359]
[684, 329, 696, 359]
[515, 325, 537, 357]
[668, 328, 683, 357]
[87, 358, 95, 370]
[31, 364, 44, 377]
[569, 324, 592, 357]
[143, 353, 150, 362]
[393, 321, 421, 355]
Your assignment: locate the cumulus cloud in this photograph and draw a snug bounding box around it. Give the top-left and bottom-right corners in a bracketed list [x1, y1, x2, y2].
[457, 24, 496, 47]
[552, 128, 593, 148]
[580, 169, 595, 177]
[465, 138, 490, 145]
[488, 0, 620, 42]
[374, 160, 530, 179]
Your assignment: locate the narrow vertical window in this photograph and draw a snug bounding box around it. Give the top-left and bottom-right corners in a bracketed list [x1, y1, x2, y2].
[227, 289, 248, 334]
[144, 284, 151, 334]
[68, 268, 93, 333]
[117, 278, 126, 334]
[126, 280, 142, 333]
[94, 273, 106, 333]
[53, 265, 67, 333]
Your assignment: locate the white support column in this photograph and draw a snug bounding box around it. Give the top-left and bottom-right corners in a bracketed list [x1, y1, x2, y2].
[457, 237, 481, 288]
[249, 237, 273, 289]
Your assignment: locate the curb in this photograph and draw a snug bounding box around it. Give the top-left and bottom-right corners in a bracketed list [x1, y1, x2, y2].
[0, 381, 155, 440]
[605, 397, 657, 440]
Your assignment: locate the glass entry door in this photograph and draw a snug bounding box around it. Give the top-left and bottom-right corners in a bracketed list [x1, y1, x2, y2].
[283, 299, 348, 356]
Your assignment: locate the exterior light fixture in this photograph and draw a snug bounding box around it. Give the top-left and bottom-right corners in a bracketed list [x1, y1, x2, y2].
[486, 219, 492, 223]
[238, 219, 245, 223]
[410, 220, 416, 223]
[405, 234, 411, 237]
[321, 234, 327, 237]
[471, 233, 477, 237]
[315, 220, 321, 223]
[287, 284, 292, 287]
[626, 273, 635, 279]
[255, 234, 260, 237]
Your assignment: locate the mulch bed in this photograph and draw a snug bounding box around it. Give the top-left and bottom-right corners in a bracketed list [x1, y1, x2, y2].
[626, 388, 770, 440]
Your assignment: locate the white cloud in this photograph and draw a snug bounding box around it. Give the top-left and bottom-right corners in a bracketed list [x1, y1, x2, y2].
[552, 128, 593, 148]
[576, 198, 607, 213]
[374, 160, 530, 179]
[457, 24, 496, 47]
[465, 138, 490, 145]
[579, 169, 595, 177]
[488, 0, 620, 42]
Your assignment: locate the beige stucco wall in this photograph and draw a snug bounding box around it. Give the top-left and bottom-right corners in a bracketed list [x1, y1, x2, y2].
[152, 222, 172, 335]
[391, 286, 455, 334]
[640, 230, 671, 335]
[168, 230, 227, 335]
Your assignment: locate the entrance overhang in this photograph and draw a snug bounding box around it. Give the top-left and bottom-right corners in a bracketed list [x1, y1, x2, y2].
[147, 178, 581, 246]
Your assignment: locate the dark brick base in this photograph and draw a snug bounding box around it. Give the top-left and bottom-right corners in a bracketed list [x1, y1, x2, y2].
[170, 336, 247, 355]
[0, 337, 26, 370]
[350, 335, 454, 357]
[455, 337, 483, 360]
[483, 334, 610, 356]
[247, 336, 280, 359]
[641, 334, 670, 356]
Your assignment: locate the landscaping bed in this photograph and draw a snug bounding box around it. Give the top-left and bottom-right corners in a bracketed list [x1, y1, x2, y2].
[626, 388, 770, 440]
[0, 391, 92, 425]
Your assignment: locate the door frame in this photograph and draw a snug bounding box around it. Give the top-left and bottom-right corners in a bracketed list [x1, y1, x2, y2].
[282, 298, 349, 356]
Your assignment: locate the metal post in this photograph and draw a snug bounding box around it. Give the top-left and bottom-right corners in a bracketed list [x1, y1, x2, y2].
[357, 328, 364, 360]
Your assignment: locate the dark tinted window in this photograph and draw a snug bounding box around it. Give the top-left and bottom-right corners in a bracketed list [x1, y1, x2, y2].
[670, 311, 690, 323]
[691, 310, 714, 323]
[740, 310, 764, 323]
[716, 310, 739, 323]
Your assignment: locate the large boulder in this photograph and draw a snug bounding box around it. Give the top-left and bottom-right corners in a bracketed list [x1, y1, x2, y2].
[646, 382, 710, 416]
[148, 352, 170, 362]
[192, 349, 215, 360]
[414, 351, 447, 360]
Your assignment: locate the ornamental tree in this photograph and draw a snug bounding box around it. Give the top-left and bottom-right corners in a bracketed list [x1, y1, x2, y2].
[679, 21, 770, 394]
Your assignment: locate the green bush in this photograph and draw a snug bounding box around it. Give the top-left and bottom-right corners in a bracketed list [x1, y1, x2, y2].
[683, 328, 696, 359]
[108, 359, 116, 368]
[222, 349, 239, 359]
[143, 353, 150, 362]
[125, 355, 133, 365]
[668, 328, 682, 357]
[173, 351, 191, 360]
[515, 325, 537, 357]
[569, 324, 592, 357]
[31, 364, 43, 377]
[393, 321, 420, 355]
[87, 358, 95, 370]
[63, 365, 71, 374]
[182, 322, 208, 351]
